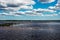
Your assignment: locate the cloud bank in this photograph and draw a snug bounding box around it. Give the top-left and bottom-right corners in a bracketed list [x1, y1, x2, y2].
[0, 0, 60, 16]
[49, 0, 60, 10]
[0, 0, 35, 11]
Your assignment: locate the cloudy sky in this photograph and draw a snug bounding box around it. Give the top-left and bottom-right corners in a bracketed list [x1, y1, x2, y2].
[0, 0, 60, 20]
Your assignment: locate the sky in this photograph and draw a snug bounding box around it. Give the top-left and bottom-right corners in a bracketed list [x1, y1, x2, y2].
[0, 0, 60, 20]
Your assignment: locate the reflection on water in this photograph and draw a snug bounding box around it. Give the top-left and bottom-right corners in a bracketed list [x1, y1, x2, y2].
[0, 22, 60, 40]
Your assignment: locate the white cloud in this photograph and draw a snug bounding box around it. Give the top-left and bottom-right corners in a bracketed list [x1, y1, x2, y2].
[39, 0, 55, 3]
[0, 11, 25, 16]
[48, 0, 60, 11]
[20, 5, 33, 9]
[0, 0, 35, 5]
[0, 9, 58, 16]
[44, 14, 58, 16]
[33, 8, 56, 13]
[0, 0, 35, 11]
[49, 5, 60, 11]
[0, 0, 59, 17]
[16, 8, 57, 16]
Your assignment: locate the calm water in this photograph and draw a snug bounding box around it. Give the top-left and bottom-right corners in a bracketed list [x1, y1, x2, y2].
[0, 22, 60, 40]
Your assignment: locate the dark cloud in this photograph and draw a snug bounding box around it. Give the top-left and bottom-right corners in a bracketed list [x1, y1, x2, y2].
[39, 0, 55, 3]
[39, 0, 48, 2]
[7, 4, 20, 7]
[0, 5, 6, 8]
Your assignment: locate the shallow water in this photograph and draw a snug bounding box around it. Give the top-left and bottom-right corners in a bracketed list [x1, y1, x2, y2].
[0, 22, 60, 40]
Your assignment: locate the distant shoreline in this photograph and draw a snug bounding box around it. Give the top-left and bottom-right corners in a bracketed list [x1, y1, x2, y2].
[0, 20, 60, 22]
[0, 20, 60, 26]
